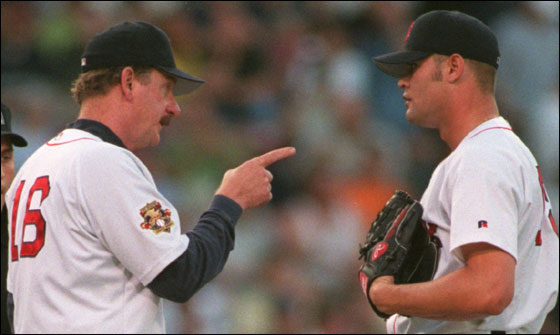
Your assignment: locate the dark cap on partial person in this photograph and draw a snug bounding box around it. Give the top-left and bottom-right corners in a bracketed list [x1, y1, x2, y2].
[372, 10, 500, 78]
[1, 103, 28, 147]
[81, 21, 204, 96]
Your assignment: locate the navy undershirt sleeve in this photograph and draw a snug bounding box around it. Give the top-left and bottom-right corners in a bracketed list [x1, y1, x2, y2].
[147, 195, 242, 302]
[8, 292, 13, 333]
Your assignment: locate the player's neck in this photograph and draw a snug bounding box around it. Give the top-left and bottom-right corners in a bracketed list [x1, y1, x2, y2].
[439, 94, 499, 151]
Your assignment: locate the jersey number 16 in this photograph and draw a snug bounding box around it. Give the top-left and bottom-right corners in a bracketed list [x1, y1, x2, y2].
[10, 176, 50, 261]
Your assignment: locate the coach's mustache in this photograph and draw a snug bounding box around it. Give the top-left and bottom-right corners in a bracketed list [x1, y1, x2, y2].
[160, 115, 172, 126]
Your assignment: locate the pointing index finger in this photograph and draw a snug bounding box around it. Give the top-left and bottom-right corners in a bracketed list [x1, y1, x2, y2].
[254, 147, 296, 167]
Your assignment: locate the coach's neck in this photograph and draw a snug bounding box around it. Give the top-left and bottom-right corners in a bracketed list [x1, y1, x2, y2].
[77, 87, 136, 150]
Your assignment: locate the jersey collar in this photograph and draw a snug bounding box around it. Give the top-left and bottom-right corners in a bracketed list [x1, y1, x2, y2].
[66, 119, 127, 149]
[466, 116, 512, 140]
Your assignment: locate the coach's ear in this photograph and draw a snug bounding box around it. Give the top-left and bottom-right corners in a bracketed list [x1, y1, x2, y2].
[120, 66, 135, 101]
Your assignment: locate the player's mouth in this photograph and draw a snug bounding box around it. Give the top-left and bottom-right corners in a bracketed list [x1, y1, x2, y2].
[403, 95, 411, 107]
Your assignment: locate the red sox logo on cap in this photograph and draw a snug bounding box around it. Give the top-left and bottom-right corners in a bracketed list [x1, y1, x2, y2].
[404, 21, 415, 43]
[373, 10, 500, 78]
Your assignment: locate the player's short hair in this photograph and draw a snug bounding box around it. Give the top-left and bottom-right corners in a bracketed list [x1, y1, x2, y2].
[71, 66, 153, 105]
[464, 58, 497, 94]
[432, 54, 496, 94]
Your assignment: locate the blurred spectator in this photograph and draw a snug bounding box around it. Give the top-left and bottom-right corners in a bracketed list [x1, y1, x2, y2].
[2, 1, 557, 333]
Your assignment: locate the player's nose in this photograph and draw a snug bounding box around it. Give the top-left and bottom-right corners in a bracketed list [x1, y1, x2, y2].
[397, 76, 410, 90]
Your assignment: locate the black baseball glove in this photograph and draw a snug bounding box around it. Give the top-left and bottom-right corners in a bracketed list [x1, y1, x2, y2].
[358, 190, 440, 319]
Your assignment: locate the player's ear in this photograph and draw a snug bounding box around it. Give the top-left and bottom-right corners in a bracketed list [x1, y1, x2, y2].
[120, 66, 135, 100]
[446, 54, 464, 83]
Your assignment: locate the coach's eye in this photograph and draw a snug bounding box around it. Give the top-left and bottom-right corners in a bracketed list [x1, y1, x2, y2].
[409, 63, 418, 73]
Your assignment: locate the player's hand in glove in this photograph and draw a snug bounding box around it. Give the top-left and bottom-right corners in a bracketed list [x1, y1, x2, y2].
[358, 190, 440, 319]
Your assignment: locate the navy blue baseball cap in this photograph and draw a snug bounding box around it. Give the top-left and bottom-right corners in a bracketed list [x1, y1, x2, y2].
[373, 10, 500, 78]
[1, 103, 28, 147]
[81, 21, 204, 96]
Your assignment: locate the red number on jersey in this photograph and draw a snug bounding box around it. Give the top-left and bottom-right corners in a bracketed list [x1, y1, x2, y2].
[536, 166, 558, 237]
[10, 176, 50, 261]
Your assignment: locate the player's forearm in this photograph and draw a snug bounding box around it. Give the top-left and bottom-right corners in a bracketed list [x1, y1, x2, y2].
[370, 265, 509, 320]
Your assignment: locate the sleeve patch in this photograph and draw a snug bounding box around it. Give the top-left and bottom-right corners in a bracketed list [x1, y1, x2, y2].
[139, 201, 174, 234]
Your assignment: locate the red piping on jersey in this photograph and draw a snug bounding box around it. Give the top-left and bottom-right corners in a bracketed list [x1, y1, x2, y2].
[393, 315, 398, 334]
[469, 127, 513, 139]
[46, 138, 97, 146]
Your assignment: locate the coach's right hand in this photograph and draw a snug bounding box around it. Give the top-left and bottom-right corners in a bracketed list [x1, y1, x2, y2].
[215, 147, 296, 210]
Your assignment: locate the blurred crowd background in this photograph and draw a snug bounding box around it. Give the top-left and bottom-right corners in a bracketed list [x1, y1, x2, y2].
[2, 1, 558, 333]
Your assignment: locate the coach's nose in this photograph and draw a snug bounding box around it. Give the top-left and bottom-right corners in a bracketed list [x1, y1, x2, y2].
[167, 96, 181, 117]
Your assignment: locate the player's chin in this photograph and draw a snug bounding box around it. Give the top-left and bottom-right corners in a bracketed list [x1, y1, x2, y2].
[405, 109, 420, 125]
[406, 110, 436, 128]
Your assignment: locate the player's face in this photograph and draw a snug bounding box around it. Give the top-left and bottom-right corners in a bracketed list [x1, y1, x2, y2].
[1, 137, 15, 208]
[397, 56, 447, 128]
[133, 70, 181, 149]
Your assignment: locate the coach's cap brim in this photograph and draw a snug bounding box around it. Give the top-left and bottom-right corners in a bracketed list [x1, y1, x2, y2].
[372, 50, 431, 78]
[156, 65, 205, 96]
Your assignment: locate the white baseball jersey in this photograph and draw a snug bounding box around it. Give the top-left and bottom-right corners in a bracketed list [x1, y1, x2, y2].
[388, 117, 559, 334]
[7, 128, 189, 333]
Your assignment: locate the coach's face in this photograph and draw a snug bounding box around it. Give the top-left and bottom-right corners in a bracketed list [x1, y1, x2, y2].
[397, 55, 447, 128]
[133, 69, 181, 149]
[1, 137, 15, 209]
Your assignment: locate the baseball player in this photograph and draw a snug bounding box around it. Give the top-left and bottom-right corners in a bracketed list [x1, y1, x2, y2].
[1, 102, 28, 335]
[6, 21, 295, 333]
[365, 10, 559, 333]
